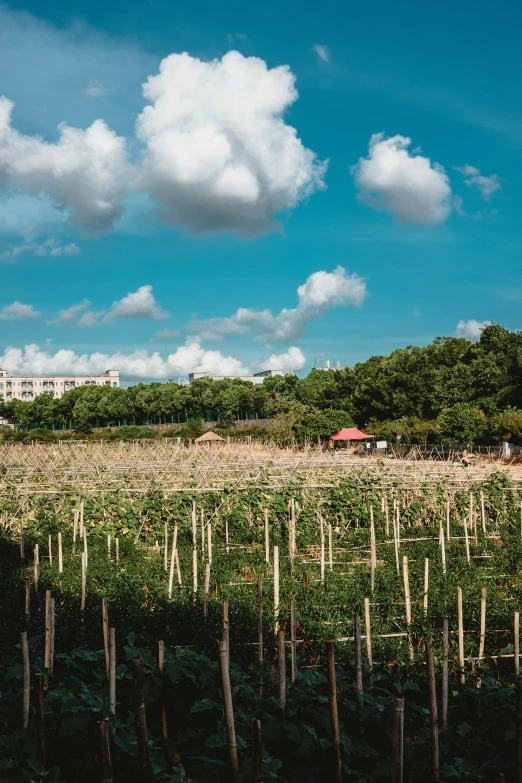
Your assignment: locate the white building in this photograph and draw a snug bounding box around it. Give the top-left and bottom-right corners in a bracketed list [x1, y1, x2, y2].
[188, 369, 285, 387]
[0, 369, 119, 401]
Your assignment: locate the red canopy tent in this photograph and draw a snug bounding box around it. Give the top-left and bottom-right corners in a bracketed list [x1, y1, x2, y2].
[330, 427, 374, 441]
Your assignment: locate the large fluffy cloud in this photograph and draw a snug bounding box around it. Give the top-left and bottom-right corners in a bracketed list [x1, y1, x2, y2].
[0, 301, 40, 320]
[260, 346, 306, 371]
[456, 319, 491, 342]
[0, 339, 252, 380]
[190, 266, 366, 343]
[135, 50, 327, 235]
[352, 133, 452, 224]
[104, 285, 168, 321]
[0, 97, 127, 234]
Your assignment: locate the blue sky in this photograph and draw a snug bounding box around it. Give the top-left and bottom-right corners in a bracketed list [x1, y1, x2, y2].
[0, 0, 520, 382]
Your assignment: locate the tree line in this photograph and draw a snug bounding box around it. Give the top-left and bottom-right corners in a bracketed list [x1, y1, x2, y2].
[2, 324, 522, 443]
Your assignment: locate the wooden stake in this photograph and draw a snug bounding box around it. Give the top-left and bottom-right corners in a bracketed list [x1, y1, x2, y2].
[403, 556, 414, 663]
[109, 627, 116, 715]
[58, 532, 63, 574]
[192, 548, 198, 594]
[191, 501, 196, 547]
[370, 506, 376, 593]
[21, 631, 30, 729]
[480, 491, 486, 535]
[457, 587, 465, 684]
[328, 523, 333, 571]
[73, 510, 78, 549]
[44, 590, 51, 675]
[201, 508, 205, 556]
[463, 514, 470, 563]
[34, 545, 39, 591]
[354, 615, 363, 709]
[423, 558, 429, 616]
[320, 517, 325, 585]
[25, 571, 30, 620]
[326, 641, 342, 783]
[225, 515, 230, 555]
[203, 563, 210, 616]
[168, 524, 178, 599]
[425, 638, 440, 781]
[513, 612, 520, 675]
[97, 718, 113, 783]
[264, 509, 269, 564]
[442, 619, 449, 732]
[132, 658, 153, 783]
[290, 599, 297, 682]
[364, 597, 373, 672]
[478, 587, 486, 663]
[252, 718, 264, 783]
[392, 697, 404, 783]
[80, 500, 84, 538]
[273, 546, 279, 634]
[223, 602, 230, 669]
[102, 597, 109, 675]
[277, 629, 286, 710]
[81, 551, 87, 614]
[218, 639, 239, 781]
[446, 499, 450, 541]
[115, 537, 119, 564]
[35, 673, 45, 767]
[164, 522, 168, 571]
[175, 549, 182, 585]
[384, 497, 390, 537]
[48, 534, 52, 565]
[439, 520, 446, 575]
[208, 522, 212, 565]
[393, 511, 400, 574]
[108, 534, 111, 560]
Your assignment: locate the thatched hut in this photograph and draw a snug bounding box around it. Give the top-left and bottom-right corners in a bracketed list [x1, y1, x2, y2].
[194, 431, 225, 445]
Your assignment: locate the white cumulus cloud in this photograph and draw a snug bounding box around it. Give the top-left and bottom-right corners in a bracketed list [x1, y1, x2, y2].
[190, 266, 366, 343]
[48, 299, 91, 326]
[313, 44, 330, 64]
[1, 237, 80, 259]
[135, 50, 327, 235]
[260, 346, 306, 371]
[0, 301, 40, 320]
[104, 285, 168, 321]
[0, 338, 249, 380]
[0, 96, 127, 234]
[455, 319, 492, 342]
[454, 164, 501, 202]
[352, 133, 452, 224]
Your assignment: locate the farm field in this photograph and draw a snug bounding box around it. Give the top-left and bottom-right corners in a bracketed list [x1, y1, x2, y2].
[2, 442, 522, 782]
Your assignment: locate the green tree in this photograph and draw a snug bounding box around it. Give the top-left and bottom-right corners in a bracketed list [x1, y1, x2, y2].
[438, 403, 488, 445]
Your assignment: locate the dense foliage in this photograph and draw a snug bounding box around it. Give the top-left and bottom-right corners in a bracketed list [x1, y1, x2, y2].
[1, 471, 522, 780]
[4, 324, 522, 443]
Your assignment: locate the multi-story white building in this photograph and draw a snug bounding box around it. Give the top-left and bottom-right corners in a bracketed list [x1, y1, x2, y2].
[0, 369, 119, 401]
[188, 369, 285, 387]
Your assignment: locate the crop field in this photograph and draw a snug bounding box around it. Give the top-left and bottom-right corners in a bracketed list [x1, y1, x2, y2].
[2, 442, 522, 782]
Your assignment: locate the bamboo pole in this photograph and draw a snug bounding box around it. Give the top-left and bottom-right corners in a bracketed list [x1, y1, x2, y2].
[102, 597, 109, 675]
[25, 572, 30, 620]
[320, 517, 325, 585]
[446, 499, 450, 541]
[192, 502, 197, 547]
[34, 545, 39, 591]
[208, 522, 212, 565]
[457, 587, 465, 684]
[370, 506, 376, 592]
[97, 718, 113, 783]
[277, 629, 286, 710]
[393, 510, 400, 574]
[109, 627, 116, 715]
[48, 534, 52, 565]
[83, 528, 88, 569]
[115, 537, 119, 564]
[225, 515, 230, 556]
[480, 491, 486, 535]
[424, 558, 429, 616]
[20, 517, 24, 560]
[175, 549, 182, 585]
[218, 639, 239, 781]
[442, 618, 449, 732]
[439, 519, 446, 575]
[201, 508, 205, 556]
[252, 718, 264, 783]
[80, 500, 84, 538]
[108, 534, 111, 560]
[392, 697, 404, 783]
[384, 496, 390, 537]
[257, 578, 263, 696]
[264, 508, 269, 563]
[326, 641, 342, 783]
[50, 597, 55, 675]
[204, 563, 210, 616]
[328, 523, 333, 571]
[168, 524, 178, 599]
[274, 546, 279, 634]
[44, 590, 51, 676]
[58, 532, 63, 574]
[73, 510, 78, 549]
[81, 551, 87, 614]
[403, 556, 414, 662]
[425, 637, 440, 781]
[354, 615, 363, 709]
[164, 522, 168, 571]
[463, 514, 470, 563]
[290, 599, 297, 682]
[513, 612, 520, 675]
[478, 588, 486, 663]
[364, 597, 373, 672]
[223, 602, 230, 669]
[193, 548, 198, 594]
[21, 631, 30, 729]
